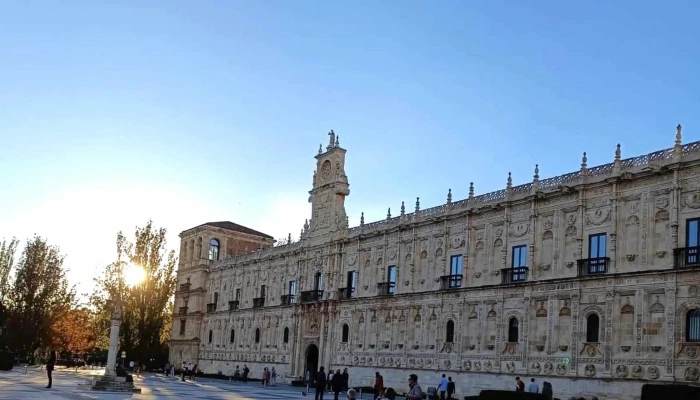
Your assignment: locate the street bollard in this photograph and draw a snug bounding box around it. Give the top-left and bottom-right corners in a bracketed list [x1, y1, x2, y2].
[23, 365, 28, 375]
[359, 388, 362, 399]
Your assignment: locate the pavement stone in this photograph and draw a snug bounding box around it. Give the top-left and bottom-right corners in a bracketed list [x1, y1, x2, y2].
[0, 367, 325, 400]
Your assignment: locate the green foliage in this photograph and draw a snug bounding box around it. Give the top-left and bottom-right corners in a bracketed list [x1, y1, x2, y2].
[3, 236, 76, 361]
[0, 238, 19, 301]
[92, 220, 177, 365]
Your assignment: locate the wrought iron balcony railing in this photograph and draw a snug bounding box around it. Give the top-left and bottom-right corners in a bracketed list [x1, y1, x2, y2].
[338, 287, 355, 300]
[377, 282, 396, 296]
[178, 283, 191, 292]
[252, 297, 265, 308]
[281, 294, 296, 305]
[206, 303, 216, 313]
[501, 267, 529, 284]
[178, 306, 188, 315]
[300, 290, 324, 303]
[228, 300, 239, 311]
[674, 247, 700, 269]
[577, 257, 610, 277]
[440, 274, 463, 290]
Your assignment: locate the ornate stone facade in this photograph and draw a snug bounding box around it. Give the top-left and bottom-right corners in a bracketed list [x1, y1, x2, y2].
[171, 127, 700, 400]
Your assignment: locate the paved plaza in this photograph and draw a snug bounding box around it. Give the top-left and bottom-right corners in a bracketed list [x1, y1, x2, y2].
[0, 367, 318, 400]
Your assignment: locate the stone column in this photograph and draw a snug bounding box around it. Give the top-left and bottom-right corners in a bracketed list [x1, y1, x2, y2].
[105, 302, 121, 376]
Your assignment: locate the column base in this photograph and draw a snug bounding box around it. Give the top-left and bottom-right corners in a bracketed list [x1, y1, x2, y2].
[84, 375, 142, 393]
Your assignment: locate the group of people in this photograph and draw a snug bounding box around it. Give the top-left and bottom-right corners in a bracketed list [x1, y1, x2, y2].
[261, 366, 277, 386]
[178, 361, 198, 381]
[515, 376, 553, 399]
[311, 366, 350, 400]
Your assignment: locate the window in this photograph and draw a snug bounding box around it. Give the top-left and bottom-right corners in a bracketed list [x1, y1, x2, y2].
[387, 266, 397, 294]
[235, 289, 241, 301]
[342, 324, 350, 342]
[208, 330, 213, 343]
[686, 219, 700, 264]
[512, 245, 527, 268]
[230, 329, 235, 343]
[283, 327, 290, 343]
[209, 239, 220, 261]
[508, 318, 519, 342]
[687, 310, 700, 342]
[260, 285, 266, 299]
[586, 314, 600, 342]
[289, 280, 297, 303]
[446, 320, 455, 343]
[314, 272, 324, 291]
[588, 234, 607, 273]
[255, 328, 261, 343]
[214, 292, 219, 306]
[179, 319, 186, 335]
[346, 271, 358, 297]
[450, 255, 463, 275]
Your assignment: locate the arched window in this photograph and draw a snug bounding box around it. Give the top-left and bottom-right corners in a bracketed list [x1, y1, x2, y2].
[208, 330, 213, 343]
[342, 324, 350, 342]
[230, 329, 235, 343]
[586, 314, 600, 343]
[255, 328, 260, 343]
[687, 309, 700, 342]
[445, 320, 455, 343]
[209, 239, 220, 261]
[283, 327, 290, 343]
[508, 318, 519, 342]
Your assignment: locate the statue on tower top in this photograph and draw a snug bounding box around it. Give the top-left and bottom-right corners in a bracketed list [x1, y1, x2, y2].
[327, 130, 336, 150]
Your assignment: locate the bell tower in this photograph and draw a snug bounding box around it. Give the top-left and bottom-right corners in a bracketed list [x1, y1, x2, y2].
[306, 130, 350, 240]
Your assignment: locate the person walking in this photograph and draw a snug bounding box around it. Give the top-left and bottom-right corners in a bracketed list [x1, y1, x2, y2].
[46, 350, 56, 389]
[315, 366, 327, 400]
[406, 374, 423, 400]
[342, 368, 349, 392]
[446, 377, 455, 400]
[515, 377, 524, 392]
[347, 389, 357, 400]
[262, 367, 270, 387]
[243, 365, 250, 383]
[438, 374, 448, 400]
[271, 367, 277, 385]
[328, 369, 335, 393]
[528, 378, 539, 393]
[332, 369, 344, 400]
[373, 372, 384, 400]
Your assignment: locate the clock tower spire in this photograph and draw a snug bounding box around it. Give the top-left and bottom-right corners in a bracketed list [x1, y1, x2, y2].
[307, 130, 349, 241]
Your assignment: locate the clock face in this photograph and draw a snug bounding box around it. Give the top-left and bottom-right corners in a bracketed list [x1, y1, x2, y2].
[320, 161, 331, 180]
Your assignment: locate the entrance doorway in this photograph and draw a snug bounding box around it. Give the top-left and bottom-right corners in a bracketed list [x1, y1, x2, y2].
[305, 344, 319, 382]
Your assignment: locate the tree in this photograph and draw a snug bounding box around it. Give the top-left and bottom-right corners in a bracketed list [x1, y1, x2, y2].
[0, 238, 18, 302]
[51, 306, 96, 355]
[4, 236, 75, 361]
[92, 220, 177, 367]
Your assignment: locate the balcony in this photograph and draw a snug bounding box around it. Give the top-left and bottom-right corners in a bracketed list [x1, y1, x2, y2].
[206, 303, 216, 313]
[281, 294, 296, 305]
[377, 282, 396, 296]
[440, 275, 463, 290]
[338, 287, 355, 300]
[577, 257, 610, 277]
[228, 300, 239, 311]
[178, 306, 188, 315]
[501, 267, 529, 284]
[253, 297, 265, 308]
[300, 290, 324, 303]
[674, 247, 700, 269]
[178, 283, 191, 292]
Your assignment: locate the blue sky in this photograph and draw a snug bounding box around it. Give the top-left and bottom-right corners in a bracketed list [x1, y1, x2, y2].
[1, 1, 698, 294]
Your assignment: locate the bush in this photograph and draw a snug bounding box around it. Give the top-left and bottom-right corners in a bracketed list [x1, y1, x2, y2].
[0, 351, 14, 371]
[641, 383, 700, 400]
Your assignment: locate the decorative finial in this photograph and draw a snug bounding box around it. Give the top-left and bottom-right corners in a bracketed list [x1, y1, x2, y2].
[400, 201, 405, 216]
[506, 172, 512, 189]
[287, 233, 292, 243]
[447, 188, 452, 204]
[615, 144, 621, 161]
[387, 208, 392, 219]
[300, 228, 304, 239]
[304, 219, 309, 231]
[335, 135, 340, 147]
[533, 164, 540, 181]
[581, 152, 588, 169]
[360, 212, 364, 226]
[313, 171, 317, 186]
[676, 124, 683, 146]
[415, 197, 420, 212]
[469, 182, 474, 198]
[318, 144, 322, 154]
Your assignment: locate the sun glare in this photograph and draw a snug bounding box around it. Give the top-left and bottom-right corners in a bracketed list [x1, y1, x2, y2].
[123, 263, 146, 287]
